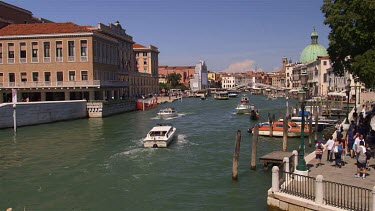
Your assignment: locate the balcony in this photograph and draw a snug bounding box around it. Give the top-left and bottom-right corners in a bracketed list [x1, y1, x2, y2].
[0, 58, 2, 64]
[32, 57, 38, 63]
[56, 57, 63, 62]
[80, 56, 88, 62]
[8, 58, 15, 64]
[0, 80, 129, 89]
[43, 57, 51, 63]
[20, 58, 27, 64]
[68, 56, 75, 62]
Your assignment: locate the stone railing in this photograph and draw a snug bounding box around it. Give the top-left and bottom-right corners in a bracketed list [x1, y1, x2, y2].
[0, 80, 129, 89]
[87, 99, 136, 118]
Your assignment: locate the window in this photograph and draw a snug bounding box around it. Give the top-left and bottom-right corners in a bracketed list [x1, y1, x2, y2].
[143, 52, 147, 57]
[21, 72, 27, 82]
[9, 73, 15, 82]
[19, 42, 26, 63]
[69, 71, 76, 81]
[44, 72, 51, 82]
[323, 61, 327, 65]
[68, 41, 75, 61]
[0, 43, 2, 63]
[32, 72, 38, 82]
[43, 42, 50, 63]
[81, 70, 88, 80]
[143, 59, 147, 65]
[0, 72, 3, 83]
[8, 43, 14, 63]
[143, 67, 147, 72]
[31, 42, 38, 63]
[93, 41, 97, 62]
[56, 41, 63, 62]
[57, 71, 63, 82]
[80, 40, 88, 62]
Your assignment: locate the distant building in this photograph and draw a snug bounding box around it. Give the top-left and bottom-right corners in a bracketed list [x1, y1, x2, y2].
[158, 65, 196, 87]
[190, 60, 208, 91]
[0, 1, 51, 29]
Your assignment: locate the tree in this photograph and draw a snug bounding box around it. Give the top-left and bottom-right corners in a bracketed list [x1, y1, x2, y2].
[321, 0, 375, 87]
[167, 73, 182, 88]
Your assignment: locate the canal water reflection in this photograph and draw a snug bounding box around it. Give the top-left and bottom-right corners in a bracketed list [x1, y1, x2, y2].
[0, 94, 315, 210]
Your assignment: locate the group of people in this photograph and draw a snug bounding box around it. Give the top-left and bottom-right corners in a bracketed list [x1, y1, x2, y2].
[314, 103, 374, 180]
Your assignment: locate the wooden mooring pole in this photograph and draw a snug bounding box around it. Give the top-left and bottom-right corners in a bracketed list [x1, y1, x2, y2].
[268, 113, 273, 137]
[282, 116, 288, 152]
[251, 125, 259, 170]
[308, 116, 313, 147]
[232, 130, 241, 180]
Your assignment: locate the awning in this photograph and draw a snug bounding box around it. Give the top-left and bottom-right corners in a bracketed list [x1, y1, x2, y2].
[328, 92, 346, 97]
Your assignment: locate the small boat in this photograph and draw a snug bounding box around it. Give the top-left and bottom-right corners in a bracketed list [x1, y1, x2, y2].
[251, 121, 310, 137]
[143, 124, 177, 148]
[278, 116, 334, 132]
[214, 91, 229, 100]
[200, 96, 206, 100]
[250, 110, 259, 120]
[157, 107, 178, 118]
[228, 90, 239, 98]
[137, 96, 158, 110]
[236, 103, 251, 114]
[240, 95, 249, 103]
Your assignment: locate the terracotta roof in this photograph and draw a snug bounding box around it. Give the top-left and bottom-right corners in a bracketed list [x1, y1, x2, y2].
[133, 43, 146, 48]
[0, 22, 92, 36]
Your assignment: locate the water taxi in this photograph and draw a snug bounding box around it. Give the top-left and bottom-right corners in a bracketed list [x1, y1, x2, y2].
[137, 96, 158, 110]
[157, 107, 178, 118]
[235, 103, 251, 114]
[144, 124, 177, 148]
[228, 90, 239, 98]
[240, 94, 249, 103]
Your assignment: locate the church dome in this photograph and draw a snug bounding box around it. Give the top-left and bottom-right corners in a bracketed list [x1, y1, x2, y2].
[300, 27, 328, 63]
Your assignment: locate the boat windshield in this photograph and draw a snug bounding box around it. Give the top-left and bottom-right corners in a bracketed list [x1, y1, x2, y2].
[149, 131, 167, 136]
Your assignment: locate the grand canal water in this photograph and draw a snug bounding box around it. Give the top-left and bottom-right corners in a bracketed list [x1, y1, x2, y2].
[0, 94, 315, 210]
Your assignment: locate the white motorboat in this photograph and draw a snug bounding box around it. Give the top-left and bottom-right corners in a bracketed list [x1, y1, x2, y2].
[157, 107, 178, 118]
[143, 124, 177, 148]
[236, 103, 251, 114]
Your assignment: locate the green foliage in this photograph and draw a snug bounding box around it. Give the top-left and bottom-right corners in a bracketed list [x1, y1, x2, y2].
[321, 0, 375, 87]
[167, 73, 182, 88]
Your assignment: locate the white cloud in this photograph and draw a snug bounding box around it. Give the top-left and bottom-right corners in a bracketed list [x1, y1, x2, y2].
[223, 59, 261, 73]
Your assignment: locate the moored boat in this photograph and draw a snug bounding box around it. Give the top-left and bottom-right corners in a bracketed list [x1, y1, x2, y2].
[157, 107, 178, 118]
[251, 121, 310, 137]
[228, 90, 239, 98]
[137, 96, 158, 110]
[143, 124, 177, 148]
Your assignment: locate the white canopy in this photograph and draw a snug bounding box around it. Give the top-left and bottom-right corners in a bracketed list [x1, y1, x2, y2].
[328, 92, 346, 97]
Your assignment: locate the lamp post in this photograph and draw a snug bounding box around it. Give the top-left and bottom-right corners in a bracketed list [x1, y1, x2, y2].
[353, 78, 358, 122]
[297, 72, 308, 172]
[345, 78, 351, 124]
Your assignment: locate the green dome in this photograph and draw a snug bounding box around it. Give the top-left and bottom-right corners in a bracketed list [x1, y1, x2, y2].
[300, 27, 328, 63]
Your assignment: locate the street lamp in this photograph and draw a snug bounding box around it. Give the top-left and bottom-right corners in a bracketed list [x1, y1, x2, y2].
[345, 78, 351, 124]
[353, 78, 359, 121]
[297, 72, 308, 171]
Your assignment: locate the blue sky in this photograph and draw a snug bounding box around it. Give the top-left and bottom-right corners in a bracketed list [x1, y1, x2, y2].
[7, 0, 330, 73]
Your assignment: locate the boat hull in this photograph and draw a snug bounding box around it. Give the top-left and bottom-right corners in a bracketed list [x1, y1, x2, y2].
[137, 98, 158, 110]
[143, 127, 176, 148]
[257, 130, 307, 137]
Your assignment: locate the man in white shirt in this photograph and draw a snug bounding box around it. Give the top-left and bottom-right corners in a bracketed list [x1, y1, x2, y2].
[355, 141, 367, 179]
[354, 134, 365, 159]
[324, 136, 335, 162]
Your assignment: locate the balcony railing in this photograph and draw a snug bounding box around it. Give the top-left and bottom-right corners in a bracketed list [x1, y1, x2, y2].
[8, 58, 14, 64]
[0, 58, 2, 63]
[32, 57, 38, 63]
[80, 56, 88, 62]
[0, 80, 129, 89]
[68, 56, 75, 62]
[43, 57, 51, 63]
[56, 57, 63, 62]
[20, 58, 27, 63]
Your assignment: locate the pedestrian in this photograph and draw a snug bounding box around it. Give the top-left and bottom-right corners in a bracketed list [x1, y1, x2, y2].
[315, 140, 324, 168]
[354, 134, 365, 159]
[346, 127, 356, 158]
[355, 141, 367, 179]
[333, 138, 343, 168]
[324, 135, 334, 162]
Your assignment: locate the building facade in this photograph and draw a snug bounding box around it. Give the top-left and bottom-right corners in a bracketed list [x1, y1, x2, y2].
[0, 21, 158, 102]
[190, 60, 208, 91]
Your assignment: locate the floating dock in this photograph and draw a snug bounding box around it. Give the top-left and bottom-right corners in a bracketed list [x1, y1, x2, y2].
[259, 151, 293, 169]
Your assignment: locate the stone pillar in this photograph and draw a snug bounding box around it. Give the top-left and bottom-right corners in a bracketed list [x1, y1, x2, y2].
[315, 175, 324, 204]
[272, 166, 279, 193]
[372, 186, 375, 211]
[64, 91, 70, 100]
[0, 92, 3, 103]
[89, 91, 95, 101]
[292, 150, 298, 172]
[102, 90, 107, 101]
[16, 91, 22, 102]
[283, 157, 290, 173]
[41, 92, 46, 101]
